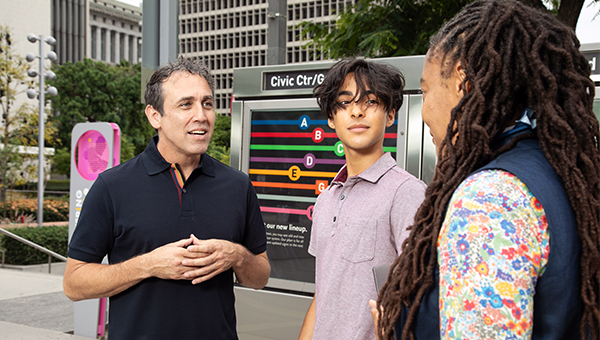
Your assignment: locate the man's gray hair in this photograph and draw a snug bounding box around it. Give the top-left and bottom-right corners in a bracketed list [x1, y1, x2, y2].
[144, 56, 215, 115]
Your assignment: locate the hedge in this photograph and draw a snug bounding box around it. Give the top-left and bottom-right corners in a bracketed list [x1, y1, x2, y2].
[13, 180, 70, 192]
[0, 199, 69, 222]
[0, 226, 68, 265]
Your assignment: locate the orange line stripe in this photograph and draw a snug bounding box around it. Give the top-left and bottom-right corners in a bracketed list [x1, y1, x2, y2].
[252, 181, 315, 190]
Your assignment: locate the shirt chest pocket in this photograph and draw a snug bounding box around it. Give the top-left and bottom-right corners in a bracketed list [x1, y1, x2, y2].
[339, 218, 377, 263]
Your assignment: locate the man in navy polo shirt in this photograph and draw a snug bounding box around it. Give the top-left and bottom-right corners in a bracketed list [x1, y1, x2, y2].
[63, 57, 270, 340]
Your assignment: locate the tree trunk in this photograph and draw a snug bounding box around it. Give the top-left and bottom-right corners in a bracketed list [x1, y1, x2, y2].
[556, 0, 585, 29]
[518, 0, 585, 30]
[518, 0, 547, 11]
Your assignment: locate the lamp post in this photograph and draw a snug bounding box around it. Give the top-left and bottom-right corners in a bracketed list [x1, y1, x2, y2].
[25, 34, 58, 227]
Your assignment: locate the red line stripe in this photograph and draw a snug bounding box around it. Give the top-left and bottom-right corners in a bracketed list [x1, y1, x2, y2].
[251, 132, 312, 138]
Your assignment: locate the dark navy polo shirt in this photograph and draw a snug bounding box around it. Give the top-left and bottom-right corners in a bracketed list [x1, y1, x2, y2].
[68, 136, 267, 340]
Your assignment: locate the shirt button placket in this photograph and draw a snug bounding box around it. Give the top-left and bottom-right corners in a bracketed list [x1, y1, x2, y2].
[332, 188, 347, 236]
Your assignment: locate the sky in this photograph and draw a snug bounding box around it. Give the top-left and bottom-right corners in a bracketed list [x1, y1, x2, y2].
[116, 0, 600, 44]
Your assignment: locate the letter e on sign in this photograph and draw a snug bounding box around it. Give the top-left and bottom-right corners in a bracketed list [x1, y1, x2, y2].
[288, 165, 301, 181]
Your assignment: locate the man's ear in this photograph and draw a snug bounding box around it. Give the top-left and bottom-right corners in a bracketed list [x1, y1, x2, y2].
[328, 117, 336, 130]
[145, 105, 162, 130]
[386, 109, 395, 127]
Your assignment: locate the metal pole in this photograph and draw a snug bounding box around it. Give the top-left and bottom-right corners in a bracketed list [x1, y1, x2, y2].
[38, 36, 44, 227]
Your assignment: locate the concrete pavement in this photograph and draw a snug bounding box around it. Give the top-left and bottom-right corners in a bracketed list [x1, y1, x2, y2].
[0, 266, 90, 340]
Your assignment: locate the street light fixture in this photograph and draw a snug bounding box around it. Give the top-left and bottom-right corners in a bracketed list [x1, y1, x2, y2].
[25, 34, 58, 227]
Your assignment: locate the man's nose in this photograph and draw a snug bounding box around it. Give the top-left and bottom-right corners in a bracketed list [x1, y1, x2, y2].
[192, 104, 208, 122]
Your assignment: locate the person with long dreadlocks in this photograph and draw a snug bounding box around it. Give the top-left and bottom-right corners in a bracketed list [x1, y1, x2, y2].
[371, 0, 600, 339]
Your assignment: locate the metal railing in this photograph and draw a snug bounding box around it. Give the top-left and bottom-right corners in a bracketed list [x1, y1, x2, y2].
[0, 227, 67, 273]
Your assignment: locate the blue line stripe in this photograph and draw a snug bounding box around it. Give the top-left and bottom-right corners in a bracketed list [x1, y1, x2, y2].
[251, 120, 329, 125]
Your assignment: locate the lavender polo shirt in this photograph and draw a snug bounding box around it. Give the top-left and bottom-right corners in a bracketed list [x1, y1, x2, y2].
[308, 152, 426, 340]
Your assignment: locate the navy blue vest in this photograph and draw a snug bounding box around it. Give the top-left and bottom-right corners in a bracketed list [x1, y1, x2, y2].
[394, 138, 584, 339]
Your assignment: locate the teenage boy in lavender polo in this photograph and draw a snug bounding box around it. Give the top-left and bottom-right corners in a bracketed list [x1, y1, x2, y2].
[63, 57, 270, 340]
[298, 58, 426, 340]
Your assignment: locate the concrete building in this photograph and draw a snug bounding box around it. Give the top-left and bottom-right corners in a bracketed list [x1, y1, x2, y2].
[0, 0, 53, 132]
[178, 0, 356, 114]
[51, 0, 87, 64]
[49, 0, 142, 65]
[88, 0, 142, 64]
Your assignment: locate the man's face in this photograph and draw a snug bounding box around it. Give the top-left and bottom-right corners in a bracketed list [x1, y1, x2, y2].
[146, 71, 215, 164]
[328, 73, 395, 158]
[420, 53, 465, 156]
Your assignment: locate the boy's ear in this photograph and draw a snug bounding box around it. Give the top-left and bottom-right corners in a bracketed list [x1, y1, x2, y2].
[386, 109, 395, 127]
[145, 105, 162, 130]
[328, 118, 336, 130]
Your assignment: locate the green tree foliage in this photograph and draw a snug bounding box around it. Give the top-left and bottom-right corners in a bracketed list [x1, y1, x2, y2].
[206, 114, 231, 165]
[211, 114, 231, 148]
[301, 0, 598, 59]
[11, 106, 59, 148]
[48, 59, 154, 175]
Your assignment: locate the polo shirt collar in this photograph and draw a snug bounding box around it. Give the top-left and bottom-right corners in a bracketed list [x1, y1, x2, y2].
[329, 152, 396, 189]
[141, 136, 216, 177]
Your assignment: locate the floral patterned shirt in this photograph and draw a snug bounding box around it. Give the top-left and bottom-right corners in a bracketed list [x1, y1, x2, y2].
[438, 170, 550, 339]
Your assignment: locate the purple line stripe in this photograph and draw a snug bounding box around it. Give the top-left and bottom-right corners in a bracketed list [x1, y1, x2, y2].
[250, 157, 346, 165]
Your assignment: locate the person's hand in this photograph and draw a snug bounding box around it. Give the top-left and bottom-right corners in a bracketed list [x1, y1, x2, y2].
[145, 237, 199, 280]
[182, 234, 242, 284]
[369, 299, 382, 340]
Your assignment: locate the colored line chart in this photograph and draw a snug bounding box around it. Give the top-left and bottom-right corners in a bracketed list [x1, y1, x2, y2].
[249, 109, 399, 282]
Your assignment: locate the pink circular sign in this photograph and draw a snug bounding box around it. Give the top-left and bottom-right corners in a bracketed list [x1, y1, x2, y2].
[75, 130, 109, 181]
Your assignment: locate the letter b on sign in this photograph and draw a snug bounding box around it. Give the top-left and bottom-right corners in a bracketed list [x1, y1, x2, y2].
[312, 128, 324, 143]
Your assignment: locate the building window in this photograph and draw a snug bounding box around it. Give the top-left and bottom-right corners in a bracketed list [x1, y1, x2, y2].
[91, 28, 97, 59]
[120, 34, 125, 61]
[110, 31, 115, 62]
[101, 29, 106, 60]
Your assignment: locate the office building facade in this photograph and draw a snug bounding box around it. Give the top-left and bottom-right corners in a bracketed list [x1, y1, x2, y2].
[178, 0, 356, 114]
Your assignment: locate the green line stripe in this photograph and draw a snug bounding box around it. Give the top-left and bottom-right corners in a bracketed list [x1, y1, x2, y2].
[250, 144, 334, 151]
[257, 194, 317, 203]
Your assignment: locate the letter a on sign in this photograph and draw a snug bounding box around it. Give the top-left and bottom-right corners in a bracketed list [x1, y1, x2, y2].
[300, 117, 308, 129]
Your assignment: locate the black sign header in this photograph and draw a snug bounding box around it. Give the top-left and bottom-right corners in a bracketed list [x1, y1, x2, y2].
[582, 50, 599, 75]
[264, 69, 328, 91]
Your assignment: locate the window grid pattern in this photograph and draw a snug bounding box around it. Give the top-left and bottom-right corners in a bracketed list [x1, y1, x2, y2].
[178, 0, 357, 114]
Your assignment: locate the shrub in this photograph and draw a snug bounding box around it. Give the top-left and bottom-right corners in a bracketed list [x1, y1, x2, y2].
[45, 180, 70, 191]
[13, 180, 70, 192]
[0, 226, 68, 265]
[0, 199, 69, 223]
